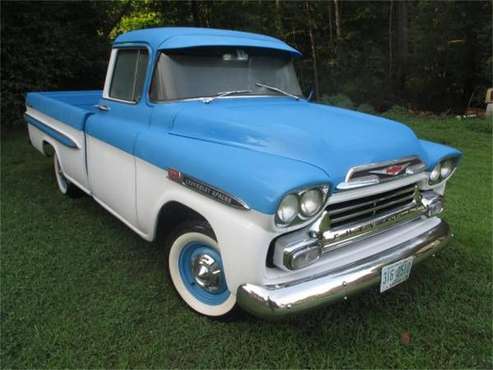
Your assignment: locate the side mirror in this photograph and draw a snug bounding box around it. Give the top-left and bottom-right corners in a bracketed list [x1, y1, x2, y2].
[307, 88, 314, 101]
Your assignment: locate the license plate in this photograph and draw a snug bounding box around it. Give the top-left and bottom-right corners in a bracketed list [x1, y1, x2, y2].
[380, 256, 414, 293]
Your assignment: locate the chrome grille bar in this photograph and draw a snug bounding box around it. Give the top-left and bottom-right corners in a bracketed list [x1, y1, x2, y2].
[329, 193, 417, 224]
[320, 202, 426, 254]
[327, 184, 418, 228]
[328, 187, 416, 216]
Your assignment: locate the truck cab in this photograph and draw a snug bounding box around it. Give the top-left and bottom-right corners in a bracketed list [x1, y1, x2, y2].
[26, 27, 461, 319]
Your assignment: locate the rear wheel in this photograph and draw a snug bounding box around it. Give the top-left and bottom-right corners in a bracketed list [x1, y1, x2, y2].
[167, 221, 238, 318]
[54, 154, 83, 198]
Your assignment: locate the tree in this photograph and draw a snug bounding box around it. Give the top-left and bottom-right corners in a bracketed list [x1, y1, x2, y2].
[396, 1, 408, 93]
[305, 1, 320, 99]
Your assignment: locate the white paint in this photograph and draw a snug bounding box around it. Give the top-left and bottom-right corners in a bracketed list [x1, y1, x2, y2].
[168, 232, 237, 316]
[86, 135, 138, 228]
[26, 107, 90, 192]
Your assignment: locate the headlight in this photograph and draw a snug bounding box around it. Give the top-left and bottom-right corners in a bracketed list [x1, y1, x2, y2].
[428, 157, 458, 185]
[276, 194, 299, 225]
[440, 159, 454, 178]
[429, 164, 441, 183]
[276, 185, 329, 227]
[300, 189, 323, 217]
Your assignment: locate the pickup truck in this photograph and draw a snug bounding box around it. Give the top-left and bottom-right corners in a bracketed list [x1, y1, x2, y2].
[25, 27, 461, 319]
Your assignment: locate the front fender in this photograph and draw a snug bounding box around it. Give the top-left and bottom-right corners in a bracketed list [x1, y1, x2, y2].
[135, 157, 278, 292]
[419, 139, 462, 169]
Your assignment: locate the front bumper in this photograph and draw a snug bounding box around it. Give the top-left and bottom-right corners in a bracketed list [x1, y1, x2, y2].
[237, 219, 451, 319]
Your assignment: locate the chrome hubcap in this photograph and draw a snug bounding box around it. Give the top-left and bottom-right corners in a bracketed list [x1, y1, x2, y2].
[191, 253, 223, 293]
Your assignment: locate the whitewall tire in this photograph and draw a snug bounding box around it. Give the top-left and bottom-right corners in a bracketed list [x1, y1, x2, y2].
[53, 154, 83, 198]
[168, 222, 237, 318]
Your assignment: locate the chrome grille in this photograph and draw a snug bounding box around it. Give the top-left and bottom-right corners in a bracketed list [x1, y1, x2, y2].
[327, 184, 418, 228]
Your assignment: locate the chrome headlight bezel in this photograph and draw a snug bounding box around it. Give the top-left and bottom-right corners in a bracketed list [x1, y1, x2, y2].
[275, 185, 330, 227]
[428, 157, 459, 185]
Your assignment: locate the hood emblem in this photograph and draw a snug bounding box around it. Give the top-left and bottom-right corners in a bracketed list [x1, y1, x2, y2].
[337, 156, 425, 191]
[369, 163, 410, 177]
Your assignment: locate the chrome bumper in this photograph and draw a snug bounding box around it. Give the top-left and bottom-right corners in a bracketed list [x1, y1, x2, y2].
[237, 219, 451, 319]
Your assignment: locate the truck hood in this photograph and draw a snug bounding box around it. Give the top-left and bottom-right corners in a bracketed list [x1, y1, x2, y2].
[171, 98, 425, 186]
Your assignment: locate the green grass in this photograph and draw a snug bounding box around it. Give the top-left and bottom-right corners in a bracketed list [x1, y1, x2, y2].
[1, 115, 492, 369]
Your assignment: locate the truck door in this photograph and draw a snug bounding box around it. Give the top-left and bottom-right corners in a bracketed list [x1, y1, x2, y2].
[85, 47, 152, 229]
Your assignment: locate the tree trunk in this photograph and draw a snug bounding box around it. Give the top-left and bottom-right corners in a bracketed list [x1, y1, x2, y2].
[397, 0, 408, 92]
[274, 0, 283, 37]
[305, 1, 320, 100]
[334, 0, 342, 40]
[190, 0, 200, 27]
[202, 1, 210, 27]
[328, 1, 334, 46]
[388, 0, 393, 79]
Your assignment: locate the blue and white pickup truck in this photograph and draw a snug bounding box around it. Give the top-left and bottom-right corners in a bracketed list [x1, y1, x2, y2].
[26, 27, 461, 319]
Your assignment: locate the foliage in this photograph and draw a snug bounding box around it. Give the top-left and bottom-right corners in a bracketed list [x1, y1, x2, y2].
[1, 0, 492, 128]
[320, 93, 354, 109]
[0, 1, 112, 127]
[1, 116, 492, 368]
[384, 105, 409, 116]
[357, 103, 376, 114]
[109, 1, 162, 40]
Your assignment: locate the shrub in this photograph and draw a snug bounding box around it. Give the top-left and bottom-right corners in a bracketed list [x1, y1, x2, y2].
[357, 103, 376, 114]
[320, 94, 354, 109]
[386, 105, 408, 115]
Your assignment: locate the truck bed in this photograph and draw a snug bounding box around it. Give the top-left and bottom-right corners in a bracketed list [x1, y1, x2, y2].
[26, 90, 102, 130]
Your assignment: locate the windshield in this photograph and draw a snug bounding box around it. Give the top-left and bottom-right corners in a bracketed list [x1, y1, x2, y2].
[150, 47, 302, 101]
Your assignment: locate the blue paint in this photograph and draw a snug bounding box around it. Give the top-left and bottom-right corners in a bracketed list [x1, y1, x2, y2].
[25, 114, 79, 149]
[26, 91, 101, 130]
[85, 98, 153, 155]
[178, 243, 230, 305]
[136, 111, 330, 214]
[419, 140, 462, 168]
[114, 27, 302, 57]
[135, 98, 461, 213]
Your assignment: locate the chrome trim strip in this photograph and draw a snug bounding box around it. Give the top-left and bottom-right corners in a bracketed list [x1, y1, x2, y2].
[237, 219, 450, 319]
[337, 176, 379, 190]
[25, 114, 80, 149]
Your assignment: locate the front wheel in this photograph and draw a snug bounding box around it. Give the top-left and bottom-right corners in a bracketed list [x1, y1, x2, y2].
[54, 154, 83, 198]
[167, 221, 238, 318]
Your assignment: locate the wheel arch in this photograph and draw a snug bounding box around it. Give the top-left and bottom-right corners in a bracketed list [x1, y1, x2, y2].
[42, 139, 56, 157]
[153, 200, 216, 242]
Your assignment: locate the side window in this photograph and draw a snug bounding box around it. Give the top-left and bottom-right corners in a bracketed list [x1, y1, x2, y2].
[109, 48, 148, 102]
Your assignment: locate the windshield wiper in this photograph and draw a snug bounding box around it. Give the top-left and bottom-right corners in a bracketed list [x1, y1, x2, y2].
[255, 82, 299, 100]
[203, 90, 252, 104]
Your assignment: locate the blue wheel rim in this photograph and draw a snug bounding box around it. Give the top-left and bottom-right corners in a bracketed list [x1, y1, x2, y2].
[178, 242, 230, 305]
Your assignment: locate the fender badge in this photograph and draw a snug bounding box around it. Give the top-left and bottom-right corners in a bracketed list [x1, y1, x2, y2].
[167, 168, 250, 210]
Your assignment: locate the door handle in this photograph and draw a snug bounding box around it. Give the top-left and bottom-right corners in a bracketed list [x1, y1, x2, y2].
[95, 104, 110, 112]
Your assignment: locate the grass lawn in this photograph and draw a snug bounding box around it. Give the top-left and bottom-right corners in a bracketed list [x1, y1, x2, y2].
[1, 114, 492, 368]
